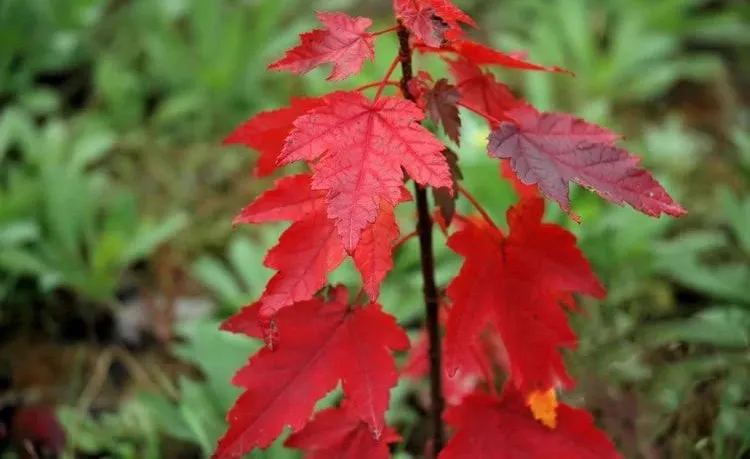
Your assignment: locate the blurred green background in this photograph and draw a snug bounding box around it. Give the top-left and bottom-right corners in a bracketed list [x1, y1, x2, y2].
[0, 0, 749, 458]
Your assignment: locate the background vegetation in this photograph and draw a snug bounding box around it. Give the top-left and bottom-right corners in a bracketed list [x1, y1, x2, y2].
[0, 0, 749, 458]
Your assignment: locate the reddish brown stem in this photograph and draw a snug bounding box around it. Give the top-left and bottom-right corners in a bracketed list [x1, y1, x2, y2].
[457, 183, 501, 231]
[354, 81, 401, 92]
[353, 287, 366, 304]
[375, 55, 402, 100]
[397, 22, 446, 457]
[372, 24, 400, 36]
[392, 230, 418, 252]
[456, 100, 503, 126]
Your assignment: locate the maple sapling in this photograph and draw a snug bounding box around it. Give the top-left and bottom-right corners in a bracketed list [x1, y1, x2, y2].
[216, 1, 686, 458]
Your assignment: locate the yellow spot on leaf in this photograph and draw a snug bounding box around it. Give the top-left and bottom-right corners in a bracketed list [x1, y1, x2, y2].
[527, 388, 558, 429]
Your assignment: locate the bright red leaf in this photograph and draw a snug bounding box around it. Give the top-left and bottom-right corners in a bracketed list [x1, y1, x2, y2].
[220, 301, 268, 342]
[285, 403, 401, 459]
[444, 197, 605, 395]
[269, 12, 375, 81]
[279, 91, 452, 251]
[353, 199, 402, 300]
[223, 97, 324, 177]
[233, 174, 404, 315]
[440, 387, 622, 459]
[214, 292, 409, 458]
[446, 57, 524, 124]
[450, 40, 571, 74]
[394, 0, 476, 48]
[488, 105, 687, 221]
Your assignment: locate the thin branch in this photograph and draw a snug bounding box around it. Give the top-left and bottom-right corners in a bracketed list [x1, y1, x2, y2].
[397, 22, 446, 457]
[372, 24, 400, 36]
[354, 80, 401, 92]
[375, 55, 403, 100]
[392, 230, 418, 252]
[353, 287, 366, 305]
[456, 100, 503, 126]
[457, 183, 501, 231]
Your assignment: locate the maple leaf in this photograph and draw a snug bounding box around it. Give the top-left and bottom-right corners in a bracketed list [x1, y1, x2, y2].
[280, 91, 452, 251]
[285, 403, 401, 459]
[446, 57, 524, 124]
[223, 97, 324, 177]
[268, 12, 375, 81]
[394, 0, 476, 48]
[234, 174, 345, 316]
[425, 78, 462, 145]
[431, 148, 462, 226]
[353, 199, 402, 299]
[440, 388, 622, 459]
[213, 292, 409, 458]
[220, 302, 268, 341]
[233, 174, 404, 315]
[450, 40, 571, 74]
[488, 105, 687, 220]
[444, 197, 605, 395]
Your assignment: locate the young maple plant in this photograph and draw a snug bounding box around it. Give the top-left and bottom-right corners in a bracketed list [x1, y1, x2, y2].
[215, 2, 686, 459]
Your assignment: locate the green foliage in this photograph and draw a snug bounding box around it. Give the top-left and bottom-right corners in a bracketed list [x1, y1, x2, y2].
[0, 0, 102, 98]
[486, 0, 738, 116]
[190, 232, 277, 314]
[58, 401, 161, 459]
[0, 110, 188, 303]
[94, 0, 315, 140]
[139, 319, 301, 458]
[0, 0, 748, 456]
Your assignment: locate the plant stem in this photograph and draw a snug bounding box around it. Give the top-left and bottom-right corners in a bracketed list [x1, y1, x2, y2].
[457, 183, 501, 231]
[372, 24, 400, 36]
[392, 230, 418, 252]
[375, 55, 402, 100]
[354, 80, 400, 92]
[456, 100, 502, 126]
[397, 22, 445, 457]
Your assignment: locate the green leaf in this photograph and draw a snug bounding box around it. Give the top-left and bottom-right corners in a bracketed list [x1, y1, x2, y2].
[639, 307, 750, 348]
[190, 255, 244, 306]
[123, 211, 188, 264]
[0, 220, 39, 246]
[227, 236, 272, 298]
[139, 392, 194, 442]
[178, 376, 225, 455]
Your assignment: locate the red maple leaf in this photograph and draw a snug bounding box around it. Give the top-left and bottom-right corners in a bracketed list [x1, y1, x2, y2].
[279, 91, 452, 251]
[213, 291, 409, 458]
[285, 403, 401, 459]
[233, 174, 405, 316]
[449, 40, 571, 74]
[446, 57, 524, 124]
[394, 0, 476, 48]
[488, 105, 687, 221]
[444, 197, 605, 395]
[223, 97, 324, 177]
[268, 12, 375, 81]
[440, 387, 622, 459]
[220, 302, 267, 341]
[425, 78, 462, 145]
